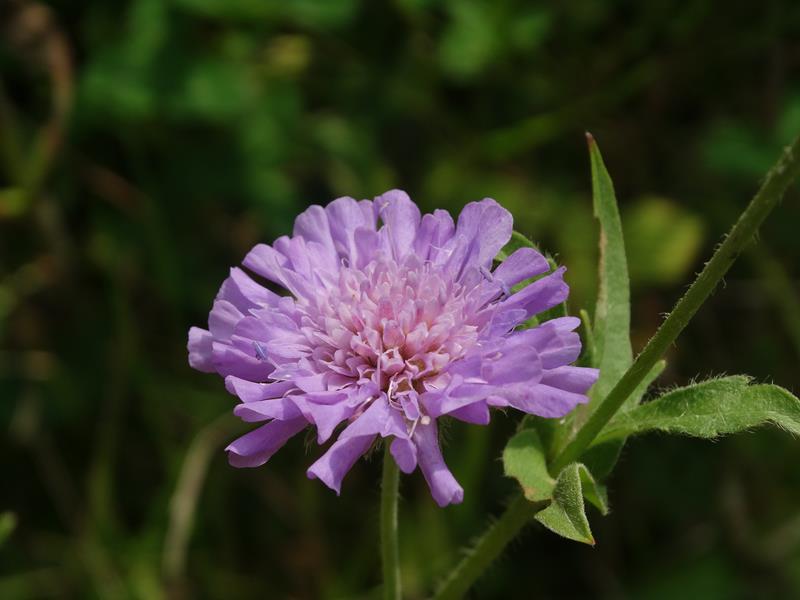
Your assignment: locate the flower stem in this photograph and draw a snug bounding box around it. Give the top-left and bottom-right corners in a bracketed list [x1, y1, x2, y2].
[381, 445, 401, 600]
[433, 496, 545, 600]
[553, 134, 800, 471]
[433, 134, 800, 599]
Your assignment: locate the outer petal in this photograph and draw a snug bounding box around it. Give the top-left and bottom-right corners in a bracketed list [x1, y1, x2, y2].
[414, 210, 455, 261]
[233, 397, 303, 422]
[491, 382, 589, 418]
[375, 189, 421, 261]
[226, 417, 307, 468]
[540, 366, 599, 394]
[225, 376, 297, 403]
[496, 267, 569, 318]
[188, 327, 215, 373]
[292, 204, 337, 263]
[306, 434, 375, 494]
[306, 398, 407, 493]
[292, 392, 359, 444]
[217, 267, 279, 311]
[453, 199, 513, 269]
[449, 401, 490, 425]
[326, 197, 377, 264]
[390, 437, 418, 473]
[414, 420, 464, 507]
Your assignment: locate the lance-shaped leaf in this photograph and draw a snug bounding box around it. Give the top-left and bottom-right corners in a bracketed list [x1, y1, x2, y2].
[594, 376, 800, 445]
[534, 463, 595, 545]
[552, 136, 636, 456]
[587, 134, 633, 401]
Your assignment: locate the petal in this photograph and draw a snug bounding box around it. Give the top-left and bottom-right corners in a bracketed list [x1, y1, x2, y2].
[212, 341, 273, 380]
[292, 393, 357, 444]
[208, 300, 243, 340]
[449, 401, 490, 425]
[225, 376, 296, 403]
[326, 196, 377, 263]
[217, 267, 279, 311]
[414, 420, 464, 507]
[390, 437, 418, 473]
[414, 210, 455, 261]
[306, 434, 376, 494]
[540, 366, 599, 395]
[375, 189, 421, 260]
[293, 204, 336, 262]
[455, 199, 513, 268]
[242, 243, 288, 287]
[499, 267, 569, 318]
[497, 382, 589, 418]
[233, 397, 303, 422]
[492, 247, 550, 287]
[187, 327, 215, 373]
[306, 398, 406, 494]
[226, 417, 307, 468]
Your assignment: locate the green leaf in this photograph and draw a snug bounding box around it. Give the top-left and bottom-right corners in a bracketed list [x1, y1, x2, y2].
[577, 464, 609, 515]
[594, 376, 800, 445]
[534, 463, 595, 545]
[578, 309, 596, 367]
[504, 431, 606, 543]
[587, 134, 633, 398]
[502, 429, 555, 502]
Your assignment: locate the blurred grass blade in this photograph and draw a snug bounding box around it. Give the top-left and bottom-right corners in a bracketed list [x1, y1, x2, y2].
[163, 413, 242, 581]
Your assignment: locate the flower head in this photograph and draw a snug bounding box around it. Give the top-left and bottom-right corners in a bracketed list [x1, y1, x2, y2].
[188, 190, 598, 506]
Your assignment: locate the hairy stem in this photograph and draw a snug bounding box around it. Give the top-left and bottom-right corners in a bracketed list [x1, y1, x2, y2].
[433, 496, 544, 600]
[433, 134, 800, 599]
[381, 445, 401, 600]
[553, 134, 800, 470]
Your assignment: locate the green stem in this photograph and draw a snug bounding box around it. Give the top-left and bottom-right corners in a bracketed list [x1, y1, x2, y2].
[381, 445, 401, 600]
[433, 497, 544, 600]
[433, 135, 800, 599]
[553, 134, 800, 471]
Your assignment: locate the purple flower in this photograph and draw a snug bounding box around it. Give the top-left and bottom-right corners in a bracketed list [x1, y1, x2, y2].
[188, 190, 598, 506]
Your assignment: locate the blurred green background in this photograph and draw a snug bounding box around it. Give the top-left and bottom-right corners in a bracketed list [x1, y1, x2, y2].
[2, 0, 800, 598]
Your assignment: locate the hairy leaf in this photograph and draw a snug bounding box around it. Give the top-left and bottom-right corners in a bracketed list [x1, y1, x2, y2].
[503, 429, 555, 502]
[535, 463, 595, 545]
[594, 376, 800, 445]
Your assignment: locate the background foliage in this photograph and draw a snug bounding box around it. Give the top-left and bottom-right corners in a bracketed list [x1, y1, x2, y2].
[2, 0, 800, 597]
